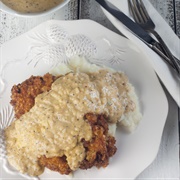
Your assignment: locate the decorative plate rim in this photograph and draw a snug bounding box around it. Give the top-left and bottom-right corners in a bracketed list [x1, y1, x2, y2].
[0, 19, 168, 180]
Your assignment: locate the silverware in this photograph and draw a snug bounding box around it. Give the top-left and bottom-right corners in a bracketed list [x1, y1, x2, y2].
[128, 0, 180, 73]
[95, 0, 180, 74]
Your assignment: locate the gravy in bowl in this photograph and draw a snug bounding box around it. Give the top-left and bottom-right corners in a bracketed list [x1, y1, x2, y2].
[1, 0, 64, 13]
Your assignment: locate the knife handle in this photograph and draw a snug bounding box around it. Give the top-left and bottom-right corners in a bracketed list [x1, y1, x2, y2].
[150, 43, 179, 73]
[151, 30, 180, 73]
[155, 42, 180, 66]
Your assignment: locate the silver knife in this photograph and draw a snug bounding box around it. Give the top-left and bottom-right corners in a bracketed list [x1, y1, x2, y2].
[95, 0, 179, 73]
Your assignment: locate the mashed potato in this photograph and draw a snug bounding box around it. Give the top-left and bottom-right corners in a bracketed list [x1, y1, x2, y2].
[50, 56, 142, 133]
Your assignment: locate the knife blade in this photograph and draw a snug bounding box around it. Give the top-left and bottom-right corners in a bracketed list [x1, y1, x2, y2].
[95, 0, 179, 72]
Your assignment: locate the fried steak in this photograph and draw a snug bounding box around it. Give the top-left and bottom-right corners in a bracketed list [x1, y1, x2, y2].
[11, 73, 57, 119]
[10, 74, 117, 175]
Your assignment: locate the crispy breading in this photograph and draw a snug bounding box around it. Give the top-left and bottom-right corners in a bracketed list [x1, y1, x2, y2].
[79, 113, 117, 169]
[38, 113, 117, 174]
[10, 74, 117, 175]
[39, 155, 72, 175]
[10, 73, 57, 119]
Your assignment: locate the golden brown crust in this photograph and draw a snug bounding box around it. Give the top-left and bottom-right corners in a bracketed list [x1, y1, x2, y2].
[10, 73, 57, 119]
[79, 113, 117, 169]
[10, 74, 117, 175]
[39, 155, 72, 175]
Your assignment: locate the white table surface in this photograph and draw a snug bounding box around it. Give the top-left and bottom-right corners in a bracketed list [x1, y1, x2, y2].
[0, 0, 179, 179]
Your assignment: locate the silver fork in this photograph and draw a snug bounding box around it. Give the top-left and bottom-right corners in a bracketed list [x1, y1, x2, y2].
[128, 0, 180, 74]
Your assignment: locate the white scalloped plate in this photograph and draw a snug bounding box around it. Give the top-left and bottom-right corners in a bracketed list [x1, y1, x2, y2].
[0, 20, 168, 180]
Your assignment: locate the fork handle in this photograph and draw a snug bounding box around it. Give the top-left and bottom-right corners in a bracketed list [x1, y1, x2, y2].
[150, 30, 180, 74]
[149, 42, 176, 69]
[146, 40, 180, 74]
[156, 41, 180, 66]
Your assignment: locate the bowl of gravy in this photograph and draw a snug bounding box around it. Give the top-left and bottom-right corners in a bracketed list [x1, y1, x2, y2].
[0, 0, 70, 17]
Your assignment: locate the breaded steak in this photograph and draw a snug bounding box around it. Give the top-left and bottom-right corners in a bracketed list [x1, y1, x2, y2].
[10, 73, 57, 119]
[10, 74, 117, 175]
[80, 113, 117, 169]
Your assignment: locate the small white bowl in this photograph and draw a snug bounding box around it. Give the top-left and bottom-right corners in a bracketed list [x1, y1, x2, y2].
[0, 0, 70, 17]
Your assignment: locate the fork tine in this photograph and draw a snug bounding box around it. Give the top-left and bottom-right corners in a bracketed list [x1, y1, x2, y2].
[128, 0, 140, 23]
[133, 0, 146, 23]
[132, 0, 144, 23]
[138, 0, 150, 20]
